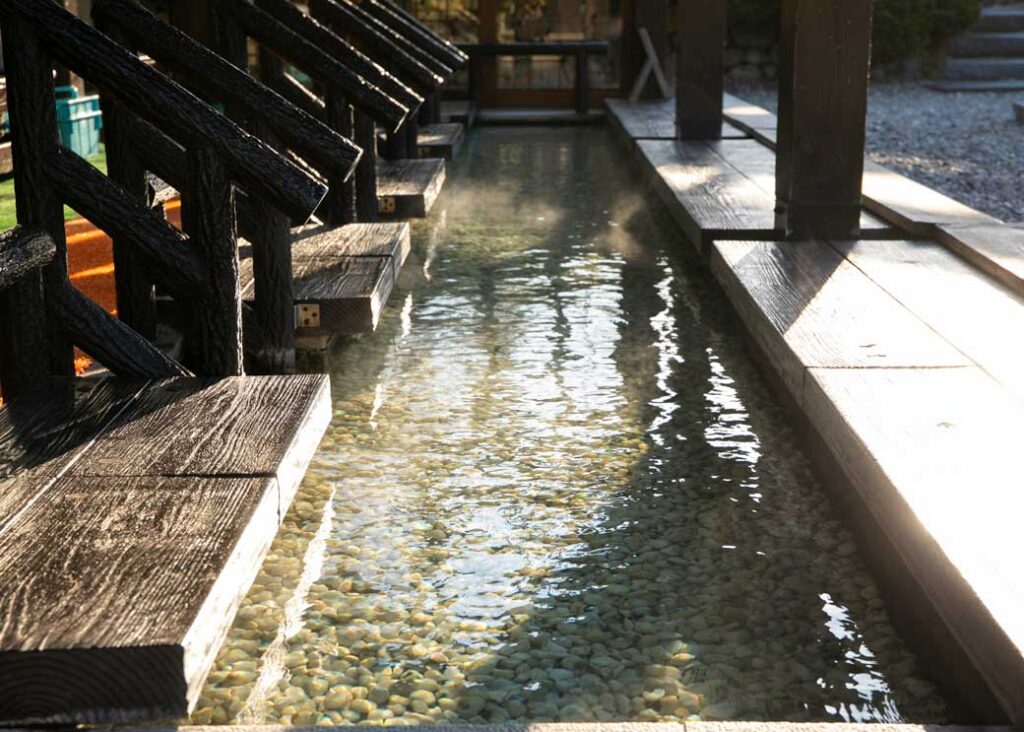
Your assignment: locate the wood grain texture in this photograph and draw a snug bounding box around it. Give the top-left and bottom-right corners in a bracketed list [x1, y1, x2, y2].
[1, 0, 326, 222]
[0, 15, 73, 393]
[417, 122, 464, 160]
[710, 239, 970, 398]
[223, 0, 411, 130]
[804, 366, 1024, 725]
[67, 375, 329, 484]
[354, 110, 380, 221]
[377, 157, 445, 218]
[775, 0, 872, 237]
[310, 0, 448, 92]
[0, 474, 278, 724]
[0, 227, 55, 292]
[93, 0, 360, 183]
[936, 223, 1024, 297]
[833, 238, 1024, 400]
[861, 161, 1000, 236]
[361, 0, 467, 69]
[605, 98, 747, 143]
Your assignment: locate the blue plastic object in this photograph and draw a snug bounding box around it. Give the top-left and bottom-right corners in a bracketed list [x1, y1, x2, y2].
[55, 86, 103, 158]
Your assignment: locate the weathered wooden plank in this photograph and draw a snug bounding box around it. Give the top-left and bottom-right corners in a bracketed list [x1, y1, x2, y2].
[417, 122, 464, 160]
[722, 92, 778, 147]
[675, 0, 725, 139]
[936, 223, 1024, 297]
[833, 238, 1024, 401]
[0, 227, 55, 291]
[377, 157, 445, 219]
[0, 474, 279, 724]
[776, 0, 872, 238]
[2, 0, 327, 222]
[290, 220, 411, 281]
[861, 161, 1000, 236]
[0, 377, 144, 524]
[67, 375, 330, 496]
[361, 0, 467, 70]
[605, 97, 747, 144]
[803, 366, 1024, 725]
[710, 239, 970, 398]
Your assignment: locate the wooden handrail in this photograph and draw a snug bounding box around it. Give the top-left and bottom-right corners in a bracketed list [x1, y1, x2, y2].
[311, 0, 451, 85]
[0, 228, 55, 293]
[360, 0, 467, 69]
[92, 0, 361, 184]
[0, 0, 326, 223]
[222, 0, 415, 130]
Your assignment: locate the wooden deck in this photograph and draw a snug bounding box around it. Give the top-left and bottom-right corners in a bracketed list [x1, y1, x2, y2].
[0, 374, 331, 724]
[377, 158, 446, 219]
[605, 97, 748, 148]
[240, 222, 411, 335]
[418, 122, 464, 160]
[610, 92, 1024, 725]
[635, 138, 895, 254]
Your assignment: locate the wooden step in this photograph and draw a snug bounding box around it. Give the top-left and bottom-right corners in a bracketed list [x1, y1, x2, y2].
[604, 97, 748, 149]
[0, 374, 331, 725]
[950, 30, 1024, 57]
[975, 6, 1024, 33]
[440, 99, 476, 127]
[239, 222, 411, 335]
[635, 138, 896, 255]
[376, 158, 445, 219]
[943, 56, 1024, 81]
[417, 122, 464, 160]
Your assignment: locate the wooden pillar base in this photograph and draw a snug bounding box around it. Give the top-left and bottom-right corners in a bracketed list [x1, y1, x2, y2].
[776, 202, 862, 240]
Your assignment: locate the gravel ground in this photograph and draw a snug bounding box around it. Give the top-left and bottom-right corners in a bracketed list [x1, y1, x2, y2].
[728, 82, 1024, 223]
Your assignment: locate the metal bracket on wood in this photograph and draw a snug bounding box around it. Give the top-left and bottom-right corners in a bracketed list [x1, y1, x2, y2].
[629, 27, 671, 102]
[378, 196, 397, 215]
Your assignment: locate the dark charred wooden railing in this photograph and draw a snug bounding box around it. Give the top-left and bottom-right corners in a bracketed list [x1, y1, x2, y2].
[92, 0, 363, 370]
[459, 41, 608, 116]
[0, 0, 328, 394]
[215, 0, 417, 224]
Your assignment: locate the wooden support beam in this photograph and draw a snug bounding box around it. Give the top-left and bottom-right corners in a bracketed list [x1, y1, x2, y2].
[311, 0, 451, 86]
[182, 144, 244, 376]
[361, 0, 467, 69]
[0, 16, 74, 395]
[675, 0, 725, 140]
[354, 110, 379, 221]
[775, 0, 873, 239]
[95, 19, 158, 340]
[221, 0, 413, 131]
[266, 69, 326, 119]
[56, 282, 191, 378]
[1, 0, 325, 222]
[321, 93, 357, 225]
[0, 228, 55, 293]
[94, 0, 361, 185]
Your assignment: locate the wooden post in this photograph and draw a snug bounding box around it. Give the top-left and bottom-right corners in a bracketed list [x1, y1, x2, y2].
[0, 16, 74, 395]
[676, 0, 725, 140]
[354, 110, 379, 221]
[403, 114, 419, 158]
[95, 21, 157, 340]
[775, 0, 873, 239]
[323, 90, 357, 225]
[574, 49, 589, 115]
[182, 143, 243, 375]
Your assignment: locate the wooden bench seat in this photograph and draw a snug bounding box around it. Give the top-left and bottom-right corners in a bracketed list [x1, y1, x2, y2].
[605, 97, 748, 149]
[0, 374, 330, 725]
[239, 222, 411, 335]
[377, 158, 446, 219]
[636, 138, 896, 254]
[417, 122, 464, 160]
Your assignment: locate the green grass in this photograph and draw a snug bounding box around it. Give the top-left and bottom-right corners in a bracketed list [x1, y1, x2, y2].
[0, 144, 107, 231]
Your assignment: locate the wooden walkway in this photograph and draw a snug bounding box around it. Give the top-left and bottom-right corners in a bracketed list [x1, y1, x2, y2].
[608, 93, 1024, 725]
[239, 222, 411, 335]
[0, 374, 331, 724]
[417, 121, 465, 160]
[606, 97, 747, 147]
